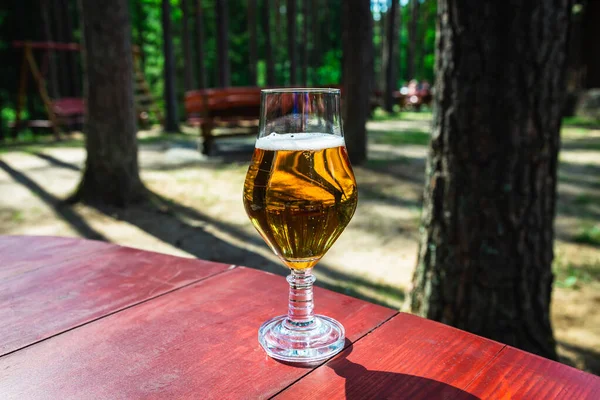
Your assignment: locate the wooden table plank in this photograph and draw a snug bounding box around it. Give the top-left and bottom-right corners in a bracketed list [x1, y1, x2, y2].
[0, 267, 396, 400]
[0, 236, 115, 280]
[0, 242, 231, 356]
[276, 313, 504, 399]
[464, 346, 600, 399]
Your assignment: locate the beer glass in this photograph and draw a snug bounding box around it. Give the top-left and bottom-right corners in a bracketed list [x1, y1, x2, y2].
[243, 89, 358, 363]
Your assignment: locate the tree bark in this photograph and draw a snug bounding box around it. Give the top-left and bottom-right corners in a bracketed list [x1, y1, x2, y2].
[248, 0, 258, 86]
[410, 0, 573, 361]
[162, 0, 180, 131]
[195, 0, 208, 89]
[301, 0, 308, 85]
[342, 0, 372, 165]
[181, 0, 195, 90]
[262, 0, 276, 86]
[53, 0, 70, 97]
[62, 0, 79, 97]
[583, 0, 600, 88]
[406, 0, 419, 80]
[384, 0, 399, 112]
[40, 0, 59, 99]
[311, 0, 320, 84]
[287, 0, 297, 85]
[216, 0, 231, 87]
[73, 0, 146, 207]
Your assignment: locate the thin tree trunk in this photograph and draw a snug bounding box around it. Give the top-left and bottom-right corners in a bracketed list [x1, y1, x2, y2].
[410, 0, 574, 361]
[406, 0, 419, 80]
[287, 0, 297, 85]
[73, 0, 146, 206]
[162, 0, 180, 131]
[181, 0, 195, 90]
[342, 0, 372, 165]
[301, 0, 308, 85]
[53, 0, 69, 97]
[583, 0, 600, 88]
[380, 10, 387, 93]
[262, 0, 276, 86]
[134, 0, 146, 72]
[416, 0, 430, 81]
[248, 0, 258, 85]
[275, 0, 282, 81]
[384, 0, 398, 112]
[40, 0, 59, 99]
[195, 0, 207, 89]
[216, 0, 231, 87]
[311, 0, 320, 85]
[62, 0, 78, 97]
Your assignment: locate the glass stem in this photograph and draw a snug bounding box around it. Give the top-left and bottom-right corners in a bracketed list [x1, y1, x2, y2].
[285, 268, 316, 329]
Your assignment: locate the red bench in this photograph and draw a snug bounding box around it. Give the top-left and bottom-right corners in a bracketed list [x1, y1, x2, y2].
[185, 87, 262, 155]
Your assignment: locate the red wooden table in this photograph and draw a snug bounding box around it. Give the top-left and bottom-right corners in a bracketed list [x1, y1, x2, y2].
[0, 236, 598, 399]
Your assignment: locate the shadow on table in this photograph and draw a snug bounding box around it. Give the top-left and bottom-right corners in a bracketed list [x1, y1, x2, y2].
[327, 344, 480, 400]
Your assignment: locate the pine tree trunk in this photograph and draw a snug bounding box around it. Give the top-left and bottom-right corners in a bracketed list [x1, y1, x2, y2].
[195, 0, 208, 89]
[301, 0, 308, 85]
[287, 0, 297, 85]
[248, 0, 258, 86]
[40, 0, 59, 99]
[311, 0, 320, 85]
[342, 0, 372, 165]
[216, 0, 231, 87]
[410, 0, 573, 361]
[384, 0, 398, 112]
[262, 0, 276, 86]
[73, 0, 146, 207]
[181, 0, 195, 90]
[406, 0, 419, 80]
[162, 0, 180, 131]
[583, 0, 600, 88]
[53, 0, 70, 97]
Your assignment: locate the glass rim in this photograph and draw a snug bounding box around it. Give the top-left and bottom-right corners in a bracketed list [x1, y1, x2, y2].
[261, 88, 341, 94]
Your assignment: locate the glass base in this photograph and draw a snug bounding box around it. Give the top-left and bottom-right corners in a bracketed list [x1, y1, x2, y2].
[258, 314, 345, 363]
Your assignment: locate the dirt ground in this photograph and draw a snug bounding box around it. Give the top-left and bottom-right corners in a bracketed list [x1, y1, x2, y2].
[1, 114, 598, 374]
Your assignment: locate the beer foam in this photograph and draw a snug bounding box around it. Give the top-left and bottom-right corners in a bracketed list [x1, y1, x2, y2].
[256, 133, 345, 151]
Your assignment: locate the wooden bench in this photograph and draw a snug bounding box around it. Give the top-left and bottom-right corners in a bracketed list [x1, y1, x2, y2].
[185, 87, 262, 155]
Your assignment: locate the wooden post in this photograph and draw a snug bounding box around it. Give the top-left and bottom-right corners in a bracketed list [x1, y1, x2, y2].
[25, 45, 61, 139]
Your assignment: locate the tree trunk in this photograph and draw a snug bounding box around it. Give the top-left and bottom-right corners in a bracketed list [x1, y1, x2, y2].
[583, 0, 600, 88]
[53, 0, 70, 97]
[162, 0, 180, 131]
[406, 0, 419, 80]
[410, 0, 573, 361]
[216, 0, 231, 87]
[311, 0, 320, 84]
[62, 0, 79, 97]
[248, 0, 258, 86]
[287, 0, 297, 85]
[73, 0, 146, 207]
[40, 0, 59, 99]
[262, 0, 276, 86]
[301, 0, 308, 85]
[195, 0, 207, 89]
[134, 0, 146, 72]
[181, 0, 195, 90]
[342, 0, 372, 165]
[384, 0, 398, 112]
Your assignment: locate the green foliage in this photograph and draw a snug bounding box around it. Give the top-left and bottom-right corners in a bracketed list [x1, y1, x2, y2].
[370, 128, 430, 146]
[574, 224, 600, 247]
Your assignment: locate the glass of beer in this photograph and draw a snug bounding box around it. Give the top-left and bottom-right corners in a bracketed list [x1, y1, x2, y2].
[243, 88, 358, 363]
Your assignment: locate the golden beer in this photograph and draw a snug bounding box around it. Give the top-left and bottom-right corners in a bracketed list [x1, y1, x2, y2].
[243, 133, 358, 270]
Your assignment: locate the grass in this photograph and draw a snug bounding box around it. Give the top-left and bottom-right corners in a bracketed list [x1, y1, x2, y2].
[370, 108, 433, 122]
[573, 224, 600, 247]
[563, 116, 600, 130]
[0, 132, 197, 155]
[370, 129, 431, 146]
[554, 259, 600, 289]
